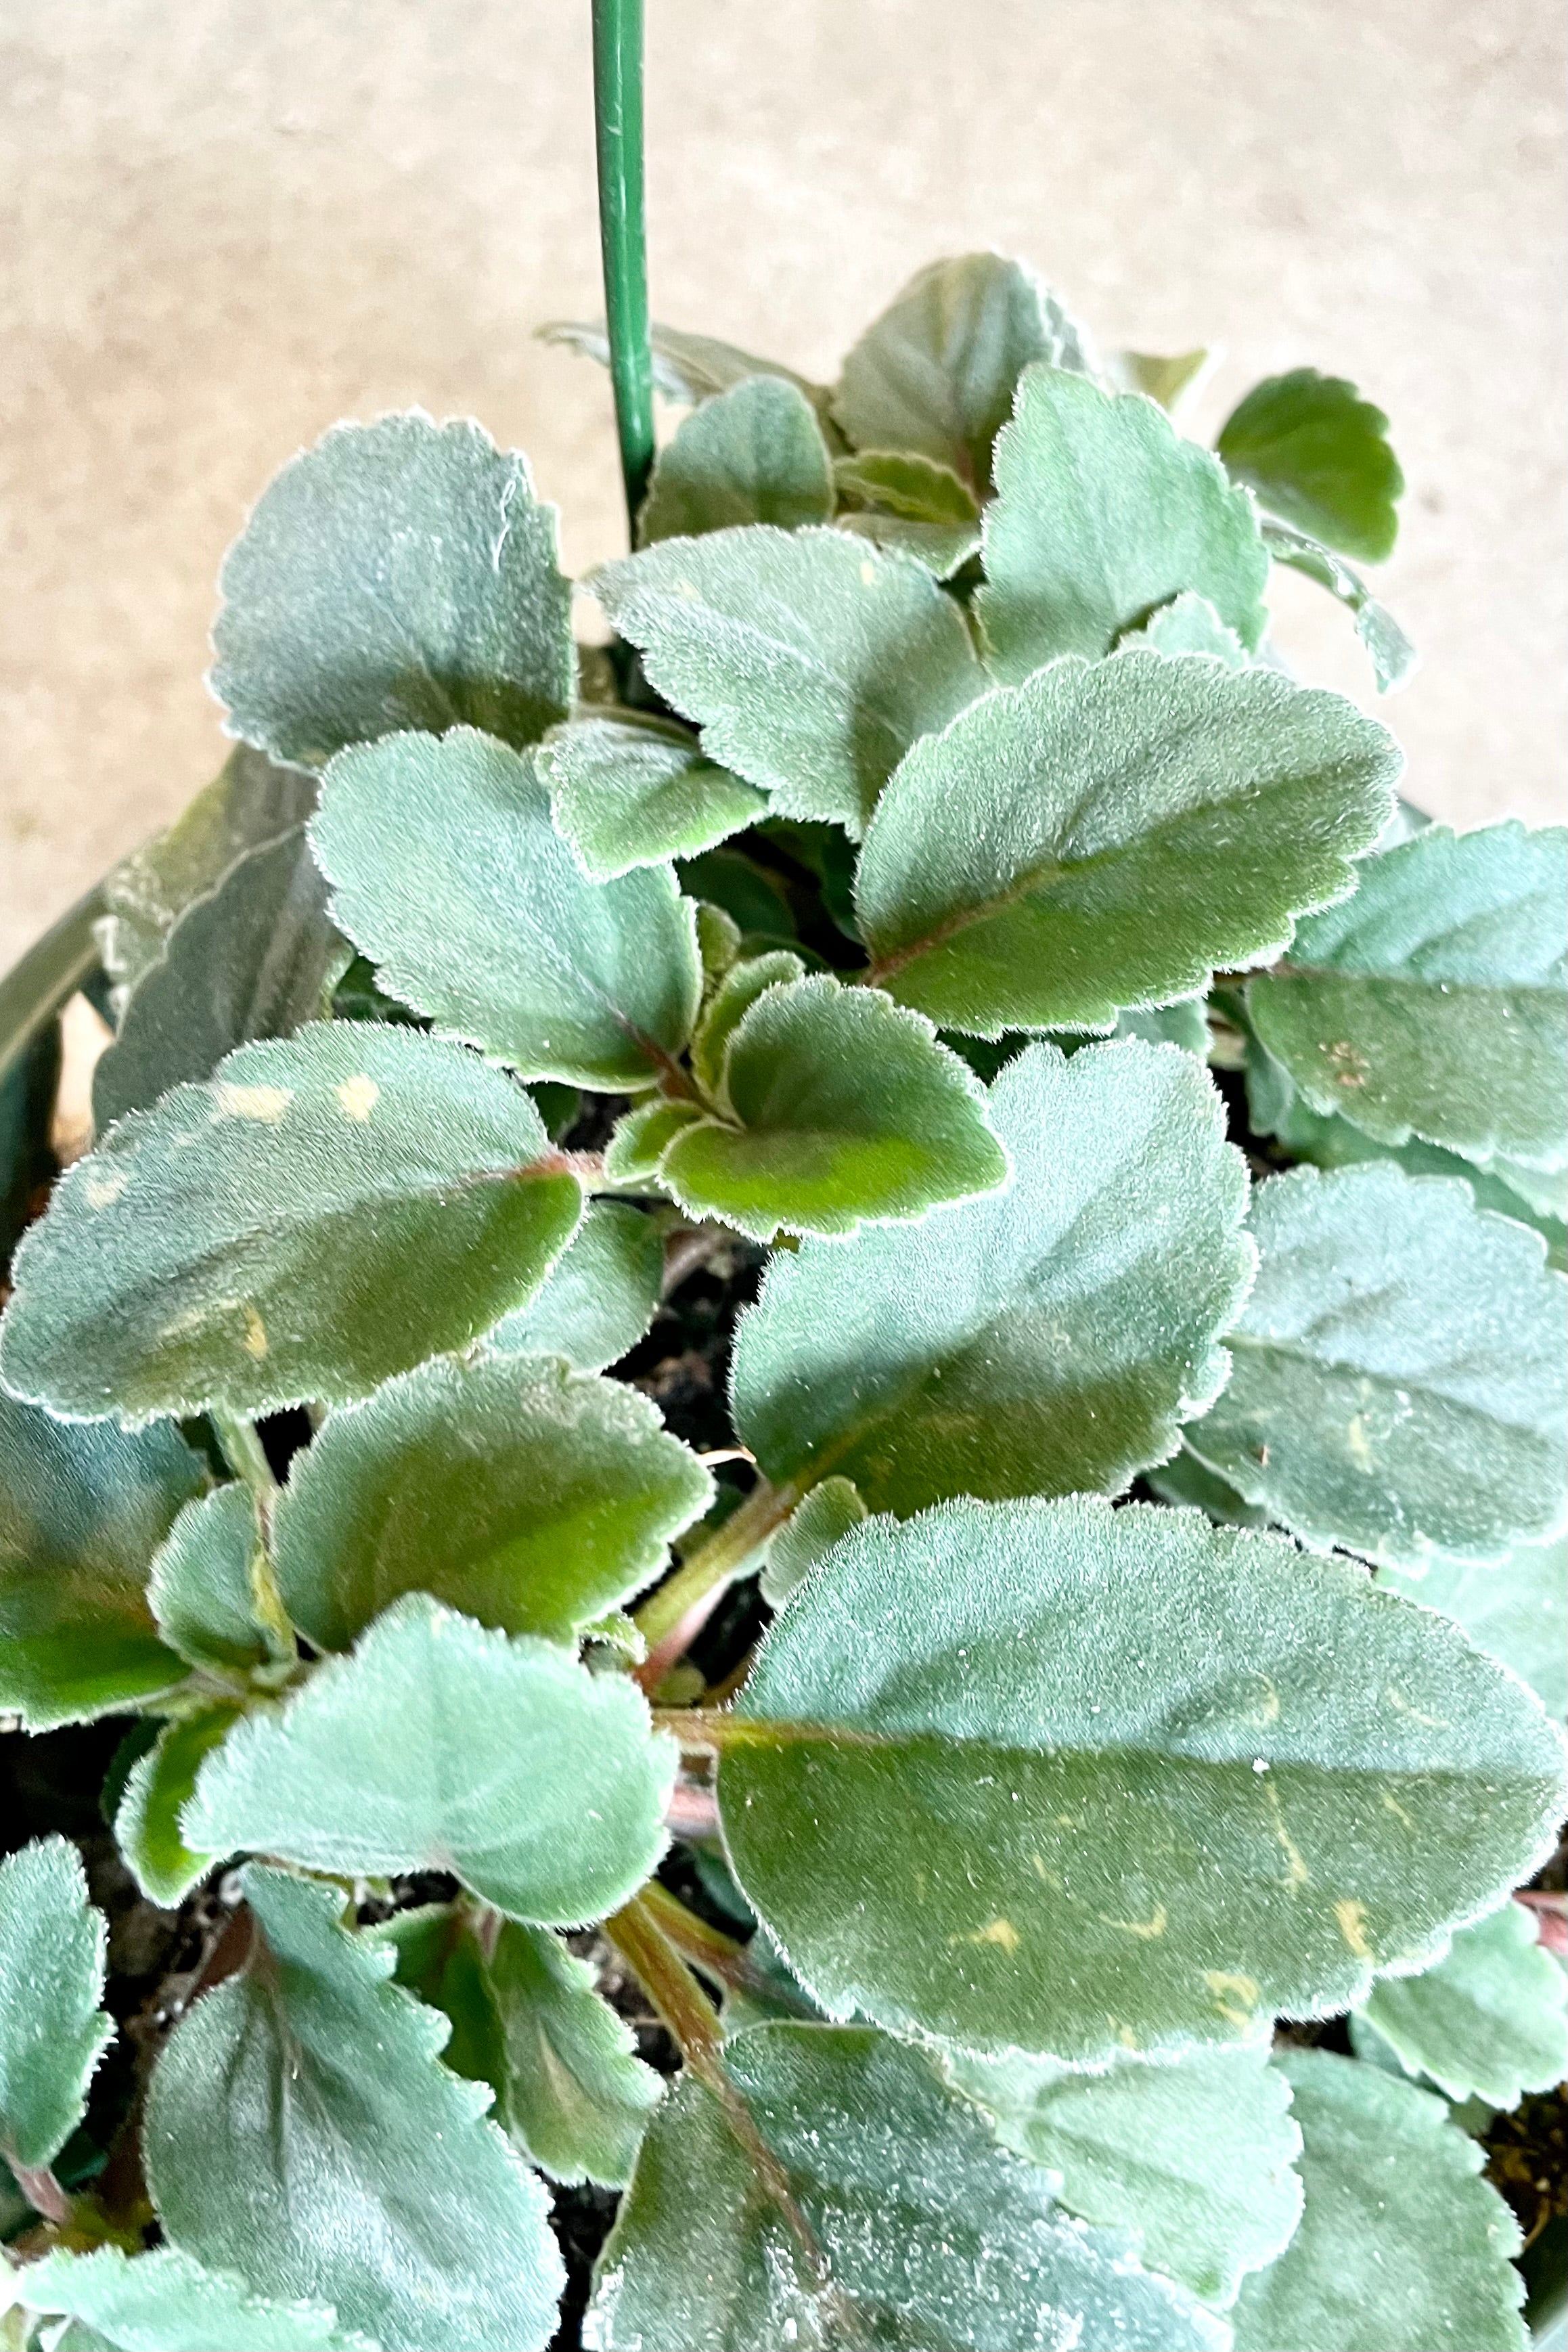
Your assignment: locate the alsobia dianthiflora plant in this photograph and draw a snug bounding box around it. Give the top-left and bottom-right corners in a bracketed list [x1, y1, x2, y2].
[1, 253, 1565, 2352]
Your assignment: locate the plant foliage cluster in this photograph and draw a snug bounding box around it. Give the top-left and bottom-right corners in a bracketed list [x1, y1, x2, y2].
[1, 251, 1565, 2352]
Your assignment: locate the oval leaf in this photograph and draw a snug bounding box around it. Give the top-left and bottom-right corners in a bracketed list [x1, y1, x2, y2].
[543, 715, 767, 881]
[148, 1485, 273, 1674]
[0, 1837, 112, 2171]
[1356, 1899, 1568, 2110]
[116, 1706, 244, 1908]
[1217, 368, 1404, 565]
[486, 1197, 664, 1373]
[489, 1922, 663, 2188]
[640, 376, 834, 544]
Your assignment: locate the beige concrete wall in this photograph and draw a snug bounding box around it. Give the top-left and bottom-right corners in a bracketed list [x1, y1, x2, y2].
[1, 0, 1563, 968]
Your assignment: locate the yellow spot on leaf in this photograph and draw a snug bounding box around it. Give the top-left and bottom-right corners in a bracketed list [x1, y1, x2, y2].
[1335, 1899, 1372, 1959]
[1204, 1970, 1259, 2027]
[336, 1075, 380, 1122]
[1117, 2024, 1141, 2051]
[1381, 1791, 1415, 1829]
[1263, 1781, 1310, 1887]
[960, 1917, 1021, 1955]
[84, 1171, 127, 1210]
[1251, 1675, 1281, 1727]
[1101, 1903, 1167, 1940]
[1346, 1415, 1374, 1471]
[1385, 1685, 1447, 1729]
[1029, 1854, 1062, 1889]
[215, 1083, 292, 1124]
[1320, 1039, 1370, 1088]
[242, 1306, 269, 1360]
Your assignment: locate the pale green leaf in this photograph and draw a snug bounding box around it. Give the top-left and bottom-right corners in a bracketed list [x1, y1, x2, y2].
[489, 1922, 663, 2187]
[945, 2039, 1303, 2307]
[1116, 590, 1247, 665]
[184, 1593, 675, 1923]
[0, 1023, 583, 1423]
[1248, 821, 1568, 1170]
[272, 1351, 711, 1651]
[541, 317, 824, 410]
[1379, 1536, 1567, 1721]
[586, 2021, 1224, 2352]
[1184, 1162, 1568, 1568]
[16, 2247, 369, 2352]
[145, 1864, 563, 2352]
[832, 254, 1094, 492]
[857, 652, 1398, 1035]
[542, 713, 767, 881]
[210, 413, 573, 764]
[689, 949, 806, 1103]
[604, 1096, 704, 1184]
[374, 1903, 510, 2116]
[1145, 1443, 1268, 1528]
[717, 1494, 1568, 2060]
[0, 1838, 112, 2169]
[93, 828, 343, 1130]
[761, 1476, 868, 1610]
[732, 1040, 1251, 1515]
[116, 1705, 243, 1907]
[311, 727, 702, 1090]
[640, 376, 834, 544]
[1218, 369, 1404, 564]
[1357, 1899, 1568, 2109]
[1109, 996, 1211, 1053]
[147, 1484, 273, 1673]
[658, 975, 1009, 1241]
[834, 450, 982, 579]
[487, 1197, 664, 1371]
[1263, 520, 1418, 692]
[1114, 349, 1215, 413]
[977, 365, 1270, 675]
[1230, 2049, 1526, 2352]
[591, 526, 985, 837]
[0, 1392, 198, 1727]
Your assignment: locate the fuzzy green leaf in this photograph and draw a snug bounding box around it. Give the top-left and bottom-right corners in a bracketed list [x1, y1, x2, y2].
[542, 715, 767, 881]
[311, 727, 702, 1090]
[184, 1593, 675, 1922]
[1117, 590, 1247, 665]
[16, 2247, 369, 2352]
[761, 1476, 868, 1610]
[1263, 520, 1418, 692]
[658, 975, 1008, 1241]
[857, 652, 1399, 1035]
[977, 365, 1270, 675]
[832, 450, 982, 577]
[591, 526, 985, 837]
[93, 829, 343, 1132]
[1230, 2050, 1525, 2352]
[689, 950, 806, 1103]
[1218, 369, 1404, 564]
[0, 1023, 583, 1423]
[210, 414, 573, 765]
[1146, 1443, 1269, 1528]
[945, 2040, 1303, 2307]
[604, 1097, 704, 1184]
[640, 377, 834, 544]
[1184, 1162, 1568, 1568]
[145, 1865, 563, 2352]
[0, 1838, 112, 2170]
[489, 1922, 663, 2187]
[0, 1392, 198, 1727]
[832, 254, 1093, 492]
[1356, 1900, 1568, 2109]
[585, 2021, 1224, 2352]
[1380, 1536, 1567, 1721]
[374, 1903, 510, 2115]
[116, 1706, 243, 1907]
[717, 1494, 1568, 2060]
[542, 318, 824, 410]
[732, 1040, 1250, 1515]
[1248, 821, 1568, 1171]
[272, 1352, 711, 1651]
[487, 1198, 664, 1372]
[147, 1485, 272, 1673]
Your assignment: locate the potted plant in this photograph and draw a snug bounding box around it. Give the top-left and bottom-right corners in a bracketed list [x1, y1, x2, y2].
[1, 5, 1564, 2347]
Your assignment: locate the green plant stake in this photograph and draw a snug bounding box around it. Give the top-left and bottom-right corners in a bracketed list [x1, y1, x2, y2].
[592, 0, 655, 535]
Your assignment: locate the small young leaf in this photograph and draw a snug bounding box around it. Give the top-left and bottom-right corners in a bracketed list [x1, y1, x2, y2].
[312, 728, 702, 1090]
[1218, 368, 1404, 564]
[1379, 1536, 1567, 1721]
[116, 1706, 243, 1907]
[761, 1476, 868, 1610]
[945, 2039, 1303, 2307]
[0, 1837, 112, 2171]
[0, 1023, 583, 1422]
[542, 317, 824, 409]
[1263, 519, 1418, 692]
[832, 450, 982, 575]
[604, 1097, 705, 1184]
[688, 949, 807, 1103]
[16, 2246, 369, 2352]
[184, 1594, 675, 1924]
[977, 365, 1270, 675]
[1114, 347, 1214, 412]
[210, 414, 573, 765]
[657, 975, 1009, 1242]
[585, 2021, 1224, 2352]
[1356, 1900, 1568, 2110]
[1230, 2050, 1526, 2352]
[832, 253, 1093, 491]
[0, 1392, 198, 1727]
[1183, 1162, 1568, 1568]
[732, 1040, 1250, 1515]
[487, 1198, 664, 1372]
[1248, 820, 1568, 1171]
[543, 714, 767, 881]
[489, 1922, 663, 2187]
[271, 1352, 712, 1651]
[857, 652, 1399, 1035]
[93, 828, 343, 1131]
[591, 526, 985, 837]
[640, 376, 834, 544]
[145, 1865, 564, 2352]
[717, 1494, 1568, 2061]
[1116, 590, 1247, 665]
[147, 1485, 273, 1673]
